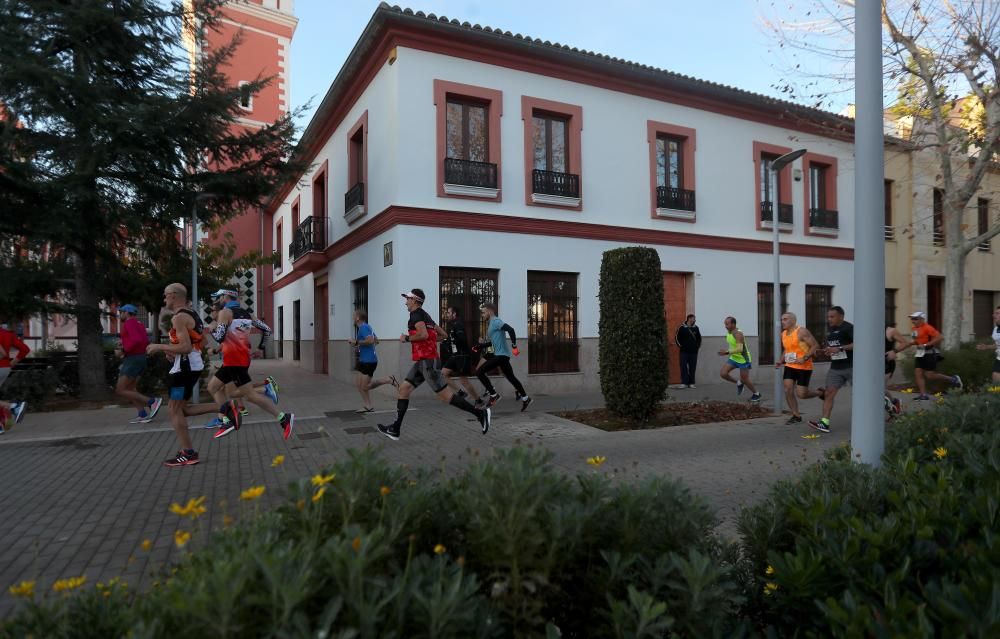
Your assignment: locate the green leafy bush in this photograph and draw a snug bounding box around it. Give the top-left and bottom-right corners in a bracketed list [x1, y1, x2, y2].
[900, 341, 995, 391]
[0, 366, 59, 404]
[598, 247, 669, 421]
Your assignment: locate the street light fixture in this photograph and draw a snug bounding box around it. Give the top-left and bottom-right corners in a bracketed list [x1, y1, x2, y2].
[768, 148, 806, 412]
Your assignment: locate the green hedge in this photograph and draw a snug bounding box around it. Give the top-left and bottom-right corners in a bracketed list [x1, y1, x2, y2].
[899, 341, 996, 392]
[598, 247, 669, 421]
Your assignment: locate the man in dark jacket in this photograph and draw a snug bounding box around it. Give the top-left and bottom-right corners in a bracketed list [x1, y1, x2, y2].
[675, 314, 702, 388]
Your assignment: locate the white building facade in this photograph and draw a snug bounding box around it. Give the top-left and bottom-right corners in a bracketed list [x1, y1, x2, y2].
[267, 6, 857, 393]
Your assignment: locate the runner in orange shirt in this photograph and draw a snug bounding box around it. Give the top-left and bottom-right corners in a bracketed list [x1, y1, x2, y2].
[774, 312, 824, 425]
[898, 311, 962, 400]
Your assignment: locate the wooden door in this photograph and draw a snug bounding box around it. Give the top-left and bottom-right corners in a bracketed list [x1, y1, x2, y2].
[314, 282, 329, 374]
[662, 272, 687, 385]
[927, 276, 944, 333]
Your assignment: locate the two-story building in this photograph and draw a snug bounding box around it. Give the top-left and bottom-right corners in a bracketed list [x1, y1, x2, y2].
[261, 5, 858, 393]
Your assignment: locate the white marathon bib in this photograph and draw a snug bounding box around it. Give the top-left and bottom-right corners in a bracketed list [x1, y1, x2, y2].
[915, 346, 926, 358]
[784, 352, 797, 363]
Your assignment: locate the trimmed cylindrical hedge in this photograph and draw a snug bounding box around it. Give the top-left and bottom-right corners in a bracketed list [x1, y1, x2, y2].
[598, 247, 669, 420]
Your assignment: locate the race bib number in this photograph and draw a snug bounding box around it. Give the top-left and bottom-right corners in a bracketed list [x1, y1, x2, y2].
[915, 347, 926, 358]
[831, 350, 848, 360]
[784, 352, 797, 363]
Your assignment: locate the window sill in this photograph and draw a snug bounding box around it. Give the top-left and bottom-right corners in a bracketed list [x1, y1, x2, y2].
[443, 183, 500, 199]
[760, 221, 794, 232]
[809, 226, 839, 237]
[528, 370, 582, 377]
[531, 193, 581, 207]
[655, 208, 696, 221]
[344, 204, 366, 225]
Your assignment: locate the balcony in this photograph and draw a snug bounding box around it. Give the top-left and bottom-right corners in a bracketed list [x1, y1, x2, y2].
[344, 182, 365, 224]
[655, 186, 696, 220]
[760, 201, 793, 231]
[288, 216, 327, 272]
[444, 158, 499, 198]
[884, 225, 895, 241]
[531, 168, 581, 206]
[808, 208, 839, 236]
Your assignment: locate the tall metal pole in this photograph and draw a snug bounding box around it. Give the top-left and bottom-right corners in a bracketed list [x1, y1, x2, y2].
[772, 168, 783, 411]
[852, 0, 885, 465]
[191, 201, 200, 403]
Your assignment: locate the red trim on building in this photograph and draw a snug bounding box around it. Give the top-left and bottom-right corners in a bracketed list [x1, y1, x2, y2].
[290, 195, 300, 230]
[433, 79, 503, 201]
[647, 120, 697, 222]
[346, 110, 368, 225]
[268, 205, 853, 293]
[521, 95, 583, 210]
[220, 6, 295, 39]
[801, 151, 839, 237]
[312, 158, 328, 218]
[752, 141, 794, 233]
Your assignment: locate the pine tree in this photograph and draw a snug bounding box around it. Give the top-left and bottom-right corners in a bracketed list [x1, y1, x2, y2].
[0, 0, 303, 398]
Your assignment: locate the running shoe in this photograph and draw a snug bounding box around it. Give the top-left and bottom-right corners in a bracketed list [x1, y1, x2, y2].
[474, 398, 485, 410]
[486, 393, 501, 408]
[736, 381, 745, 396]
[147, 397, 163, 421]
[129, 413, 148, 425]
[279, 412, 294, 440]
[786, 415, 803, 425]
[892, 398, 902, 415]
[11, 401, 26, 424]
[479, 407, 491, 435]
[914, 394, 931, 401]
[750, 393, 762, 403]
[377, 423, 400, 441]
[238, 406, 250, 418]
[808, 419, 831, 433]
[264, 382, 279, 405]
[355, 406, 375, 413]
[213, 418, 237, 439]
[204, 417, 224, 429]
[688, 384, 697, 389]
[163, 450, 199, 467]
[266, 375, 280, 393]
[521, 396, 533, 412]
[952, 375, 963, 390]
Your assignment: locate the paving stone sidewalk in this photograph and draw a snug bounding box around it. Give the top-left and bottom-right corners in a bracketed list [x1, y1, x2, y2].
[0, 361, 855, 616]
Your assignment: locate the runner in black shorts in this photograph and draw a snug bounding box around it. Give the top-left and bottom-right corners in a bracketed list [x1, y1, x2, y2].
[883, 323, 906, 417]
[348, 310, 397, 412]
[436, 306, 481, 405]
[377, 289, 491, 440]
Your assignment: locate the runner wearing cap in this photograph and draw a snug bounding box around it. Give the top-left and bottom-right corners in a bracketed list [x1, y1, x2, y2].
[207, 288, 292, 440]
[0, 324, 29, 433]
[975, 305, 1000, 384]
[898, 311, 962, 400]
[377, 288, 491, 440]
[114, 304, 163, 424]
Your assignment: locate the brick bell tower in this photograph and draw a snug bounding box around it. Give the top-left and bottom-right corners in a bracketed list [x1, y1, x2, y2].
[185, 0, 297, 328]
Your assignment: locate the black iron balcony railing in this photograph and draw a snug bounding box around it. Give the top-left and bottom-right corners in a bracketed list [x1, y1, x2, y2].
[809, 208, 839, 230]
[655, 186, 696, 212]
[444, 158, 498, 189]
[289, 216, 326, 262]
[760, 201, 793, 225]
[884, 225, 895, 241]
[532, 168, 580, 199]
[344, 182, 364, 213]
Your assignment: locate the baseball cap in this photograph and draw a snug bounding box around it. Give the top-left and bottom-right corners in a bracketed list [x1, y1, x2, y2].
[908, 311, 927, 320]
[211, 289, 239, 299]
[401, 289, 425, 303]
[120, 304, 139, 314]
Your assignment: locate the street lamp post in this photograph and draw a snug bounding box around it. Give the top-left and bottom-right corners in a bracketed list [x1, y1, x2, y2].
[769, 149, 807, 412]
[190, 193, 215, 402]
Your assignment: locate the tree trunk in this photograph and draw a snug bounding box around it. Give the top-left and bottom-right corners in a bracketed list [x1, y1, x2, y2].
[73, 249, 109, 400]
[942, 223, 968, 349]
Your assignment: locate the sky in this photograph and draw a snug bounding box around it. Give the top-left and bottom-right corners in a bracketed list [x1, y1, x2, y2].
[288, 0, 848, 133]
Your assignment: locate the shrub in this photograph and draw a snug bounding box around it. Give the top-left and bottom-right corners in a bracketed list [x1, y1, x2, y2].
[899, 341, 995, 391]
[0, 366, 59, 404]
[598, 247, 669, 421]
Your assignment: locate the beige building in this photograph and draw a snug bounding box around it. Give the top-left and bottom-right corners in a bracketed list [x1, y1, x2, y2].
[884, 120, 1000, 342]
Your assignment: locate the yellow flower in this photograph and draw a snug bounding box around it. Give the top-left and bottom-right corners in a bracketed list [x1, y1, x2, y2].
[987, 385, 1000, 393]
[917, 437, 924, 443]
[934, 447, 948, 459]
[434, 544, 447, 555]
[52, 576, 86, 593]
[271, 455, 285, 467]
[8, 580, 35, 598]
[352, 536, 362, 552]
[311, 472, 336, 487]
[312, 486, 327, 502]
[765, 565, 775, 576]
[901, 388, 914, 394]
[380, 485, 391, 497]
[222, 515, 235, 528]
[168, 496, 207, 519]
[933, 392, 943, 398]
[801, 434, 820, 440]
[586, 455, 607, 467]
[141, 539, 153, 552]
[174, 530, 192, 548]
[764, 582, 778, 596]
[240, 486, 265, 501]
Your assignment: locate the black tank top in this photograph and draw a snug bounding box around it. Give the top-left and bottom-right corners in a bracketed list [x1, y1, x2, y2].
[885, 326, 894, 353]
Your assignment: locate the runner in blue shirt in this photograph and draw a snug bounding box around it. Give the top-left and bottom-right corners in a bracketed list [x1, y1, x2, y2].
[348, 309, 398, 413]
[475, 303, 532, 411]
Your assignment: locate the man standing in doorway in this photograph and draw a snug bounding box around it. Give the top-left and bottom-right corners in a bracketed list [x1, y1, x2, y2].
[808, 306, 853, 433]
[718, 316, 761, 402]
[675, 314, 702, 388]
[899, 311, 962, 400]
[476, 303, 532, 411]
[377, 289, 491, 440]
[975, 305, 1000, 384]
[775, 312, 824, 425]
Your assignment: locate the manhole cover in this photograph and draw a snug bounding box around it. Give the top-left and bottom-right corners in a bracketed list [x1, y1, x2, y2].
[297, 432, 329, 440]
[344, 426, 376, 435]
